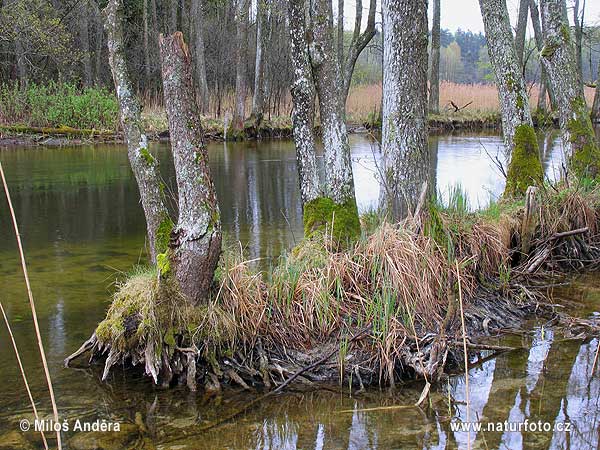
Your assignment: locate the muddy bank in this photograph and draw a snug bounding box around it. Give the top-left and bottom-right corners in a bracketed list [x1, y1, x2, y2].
[65, 183, 600, 396]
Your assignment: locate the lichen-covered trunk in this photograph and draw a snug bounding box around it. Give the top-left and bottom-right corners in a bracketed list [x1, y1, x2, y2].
[429, 0, 441, 113]
[79, 2, 93, 87]
[480, 0, 542, 196]
[288, 0, 320, 206]
[307, 0, 360, 241]
[159, 32, 222, 305]
[191, 0, 209, 113]
[104, 0, 171, 263]
[251, 0, 268, 123]
[514, 0, 530, 67]
[530, 0, 554, 110]
[380, 0, 429, 219]
[540, 0, 600, 178]
[232, 0, 250, 131]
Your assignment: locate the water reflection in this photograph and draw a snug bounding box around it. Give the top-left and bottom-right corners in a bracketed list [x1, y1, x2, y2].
[0, 133, 598, 450]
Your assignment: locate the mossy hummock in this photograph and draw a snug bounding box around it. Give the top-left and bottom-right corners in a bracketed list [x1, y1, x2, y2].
[504, 124, 544, 197]
[302, 196, 361, 243]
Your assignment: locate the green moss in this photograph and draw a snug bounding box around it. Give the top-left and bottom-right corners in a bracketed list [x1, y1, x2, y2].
[155, 214, 174, 254]
[566, 98, 600, 179]
[303, 196, 361, 243]
[157, 251, 171, 277]
[504, 124, 543, 197]
[560, 24, 571, 42]
[139, 147, 155, 165]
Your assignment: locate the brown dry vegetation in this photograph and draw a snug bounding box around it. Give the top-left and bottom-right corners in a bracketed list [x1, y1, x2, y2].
[75, 182, 600, 390]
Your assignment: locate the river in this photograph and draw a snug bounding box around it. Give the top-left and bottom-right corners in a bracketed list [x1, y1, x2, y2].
[0, 131, 598, 449]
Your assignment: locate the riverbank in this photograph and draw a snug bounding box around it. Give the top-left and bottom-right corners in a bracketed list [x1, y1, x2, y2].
[66, 181, 600, 394]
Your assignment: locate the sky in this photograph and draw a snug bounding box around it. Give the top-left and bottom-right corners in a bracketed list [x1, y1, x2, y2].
[341, 0, 600, 33]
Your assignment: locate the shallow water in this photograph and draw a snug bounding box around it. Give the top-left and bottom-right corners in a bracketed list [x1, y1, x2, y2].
[0, 131, 598, 449]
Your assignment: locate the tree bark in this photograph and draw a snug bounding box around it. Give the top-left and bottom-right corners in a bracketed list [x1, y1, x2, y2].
[251, 0, 268, 123]
[232, 0, 250, 130]
[159, 32, 222, 305]
[530, 0, 554, 109]
[515, 0, 530, 68]
[480, 0, 543, 196]
[169, 0, 178, 33]
[340, 0, 376, 106]
[429, 0, 441, 113]
[304, 0, 360, 241]
[191, 0, 209, 113]
[380, 0, 429, 218]
[79, 2, 93, 87]
[573, 0, 584, 89]
[104, 0, 171, 263]
[143, 0, 152, 87]
[540, 0, 600, 178]
[288, 0, 320, 206]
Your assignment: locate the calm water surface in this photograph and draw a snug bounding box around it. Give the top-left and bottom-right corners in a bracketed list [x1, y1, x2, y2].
[0, 131, 598, 449]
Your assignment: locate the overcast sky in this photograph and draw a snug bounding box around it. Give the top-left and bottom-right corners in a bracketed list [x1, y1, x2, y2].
[341, 0, 600, 33]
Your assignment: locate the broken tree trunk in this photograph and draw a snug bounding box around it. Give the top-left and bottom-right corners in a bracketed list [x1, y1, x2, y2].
[159, 32, 222, 305]
[104, 0, 171, 263]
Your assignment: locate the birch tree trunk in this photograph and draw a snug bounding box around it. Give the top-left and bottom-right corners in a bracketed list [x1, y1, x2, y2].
[514, 0, 530, 68]
[232, 0, 250, 131]
[251, 0, 268, 124]
[380, 0, 429, 218]
[79, 1, 93, 87]
[191, 0, 209, 113]
[306, 0, 360, 241]
[480, 0, 543, 196]
[540, 0, 600, 178]
[288, 0, 320, 206]
[104, 0, 171, 263]
[429, 0, 441, 113]
[159, 32, 222, 305]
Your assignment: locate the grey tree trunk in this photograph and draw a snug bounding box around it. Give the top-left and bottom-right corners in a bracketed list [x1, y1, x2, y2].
[573, 0, 584, 88]
[104, 0, 171, 263]
[159, 32, 222, 305]
[429, 0, 441, 113]
[169, 0, 178, 33]
[14, 35, 27, 85]
[288, 0, 320, 206]
[479, 0, 543, 196]
[337, 0, 344, 74]
[92, 2, 104, 85]
[79, 2, 93, 87]
[540, 0, 600, 178]
[515, 0, 530, 68]
[191, 0, 209, 113]
[381, 0, 429, 218]
[232, 0, 250, 131]
[340, 0, 376, 106]
[251, 0, 268, 123]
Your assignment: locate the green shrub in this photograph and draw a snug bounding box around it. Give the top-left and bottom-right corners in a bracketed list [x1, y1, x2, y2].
[0, 82, 119, 130]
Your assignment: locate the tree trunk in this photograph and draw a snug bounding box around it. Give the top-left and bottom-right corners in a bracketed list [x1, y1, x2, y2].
[191, 0, 209, 113]
[251, 0, 268, 123]
[380, 0, 429, 218]
[515, 0, 530, 68]
[306, 0, 360, 242]
[169, 0, 178, 33]
[530, 0, 554, 110]
[143, 0, 151, 87]
[480, 0, 542, 196]
[288, 0, 320, 206]
[232, 0, 250, 131]
[79, 2, 93, 87]
[573, 0, 584, 89]
[540, 0, 600, 178]
[104, 0, 171, 263]
[92, 2, 104, 86]
[592, 60, 600, 122]
[340, 0, 376, 107]
[429, 0, 441, 113]
[159, 32, 222, 305]
[14, 34, 27, 85]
